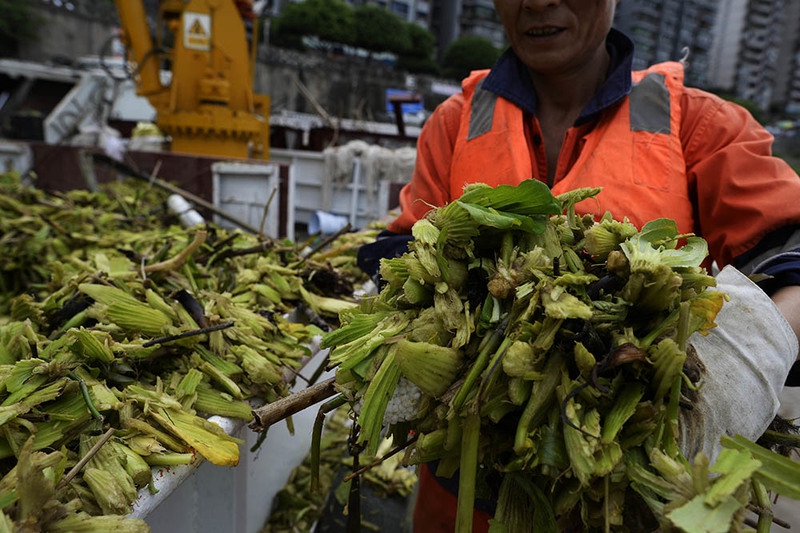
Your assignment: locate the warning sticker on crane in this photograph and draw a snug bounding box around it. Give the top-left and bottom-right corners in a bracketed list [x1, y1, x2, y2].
[184, 12, 211, 51]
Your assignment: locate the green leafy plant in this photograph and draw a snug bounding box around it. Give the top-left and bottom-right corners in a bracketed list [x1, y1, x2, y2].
[441, 35, 502, 81]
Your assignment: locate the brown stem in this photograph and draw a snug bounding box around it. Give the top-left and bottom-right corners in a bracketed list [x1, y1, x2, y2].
[143, 321, 234, 347]
[91, 152, 262, 234]
[39, 214, 71, 238]
[259, 186, 279, 239]
[56, 427, 116, 490]
[744, 508, 791, 530]
[144, 230, 207, 273]
[296, 224, 352, 267]
[216, 241, 274, 260]
[249, 378, 337, 432]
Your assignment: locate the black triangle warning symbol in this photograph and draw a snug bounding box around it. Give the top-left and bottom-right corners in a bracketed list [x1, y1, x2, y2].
[189, 19, 206, 36]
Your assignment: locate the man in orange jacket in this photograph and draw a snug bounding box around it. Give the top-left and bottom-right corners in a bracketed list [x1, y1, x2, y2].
[357, 0, 800, 531]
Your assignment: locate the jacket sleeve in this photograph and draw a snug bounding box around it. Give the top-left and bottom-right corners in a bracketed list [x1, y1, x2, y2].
[358, 94, 465, 282]
[682, 90, 800, 386]
[681, 88, 800, 269]
[386, 93, 466, 234]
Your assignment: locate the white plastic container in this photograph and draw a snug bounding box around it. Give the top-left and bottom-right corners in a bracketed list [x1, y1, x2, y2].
[167, 194, 205, 227]
[308, 210, 349, 235]
[211, 162, 282, 238]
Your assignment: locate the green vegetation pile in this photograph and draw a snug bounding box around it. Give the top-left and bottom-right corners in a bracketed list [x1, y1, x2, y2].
[318, 181, 800, 533]
[0, 172, 360, 531]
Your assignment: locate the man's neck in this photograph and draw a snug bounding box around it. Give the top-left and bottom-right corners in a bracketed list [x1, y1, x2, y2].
[530, 48, 611, 116]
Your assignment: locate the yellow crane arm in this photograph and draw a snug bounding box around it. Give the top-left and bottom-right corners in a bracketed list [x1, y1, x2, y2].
[114, 0, 164, 99]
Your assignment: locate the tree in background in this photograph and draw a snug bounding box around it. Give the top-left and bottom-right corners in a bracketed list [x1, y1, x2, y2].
[269, 0, 438, 73]
[353, 4, 410, 57]
[441, 35, 501, 82]
[269, 0, 354, 51]
[268, 13, 304, 50]
[397, 22, 439, 75]
[0, 0, 41, 58]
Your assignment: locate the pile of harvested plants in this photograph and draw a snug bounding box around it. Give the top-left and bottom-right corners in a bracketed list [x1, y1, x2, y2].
[317, 181, 800, 533]
[0, 171, 359, 531]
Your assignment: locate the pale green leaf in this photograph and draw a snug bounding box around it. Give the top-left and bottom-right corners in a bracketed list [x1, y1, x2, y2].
[639, 219, 679, 245]
[660, 237, 709, 268]
[666, 494, 741, 533]
[704, 448, 761, 507]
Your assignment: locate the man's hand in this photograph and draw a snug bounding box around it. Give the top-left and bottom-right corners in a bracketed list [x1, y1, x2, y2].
[679, 266, 799, 463]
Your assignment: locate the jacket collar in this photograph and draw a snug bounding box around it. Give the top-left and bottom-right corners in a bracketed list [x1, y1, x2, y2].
[482, 28, 635, 125]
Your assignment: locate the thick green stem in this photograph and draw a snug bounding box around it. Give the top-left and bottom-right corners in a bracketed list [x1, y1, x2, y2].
[661, 376, 682, 457]
[49, 309, 89, 341]
[143, 230, 207, 273]
[500, 231, 514, 265]
[760, 429, 800, 447]
[477, 335, 514, 405]
[143, 452, 195, 466]
[675, 301, 690, 352]
[455, 407, 481, 533]
[752, 479, 773, 533]
[513, 355, 564, 455]
[640, 308, 680, 350]
[451, 319, 508, 413]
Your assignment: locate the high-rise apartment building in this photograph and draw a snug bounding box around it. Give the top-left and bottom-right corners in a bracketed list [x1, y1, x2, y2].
[768, 0, 800, 113]
[734, 0, 786, 110]
[613, 0, 718, 88]
[707, 0, 748, 91]
[708, 0, 799, 113]
[782, 11, 800, 114]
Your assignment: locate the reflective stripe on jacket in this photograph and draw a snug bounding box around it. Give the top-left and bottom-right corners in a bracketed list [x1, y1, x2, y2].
[451, 61, 692, 234]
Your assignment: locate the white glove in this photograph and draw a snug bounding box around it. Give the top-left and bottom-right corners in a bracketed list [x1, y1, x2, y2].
[679, 265, 799, 463]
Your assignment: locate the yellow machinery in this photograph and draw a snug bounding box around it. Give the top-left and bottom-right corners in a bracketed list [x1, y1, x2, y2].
[114, 0, 269, 159]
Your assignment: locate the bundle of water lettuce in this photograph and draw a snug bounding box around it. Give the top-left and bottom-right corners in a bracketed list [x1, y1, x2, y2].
[318, 181, 800, 533]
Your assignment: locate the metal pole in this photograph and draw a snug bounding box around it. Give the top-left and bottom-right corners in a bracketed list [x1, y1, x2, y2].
[349, 156, 361, 228]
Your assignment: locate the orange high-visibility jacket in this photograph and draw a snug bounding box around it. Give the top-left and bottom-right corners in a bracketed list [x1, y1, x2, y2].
[389, 62, 800, 270]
